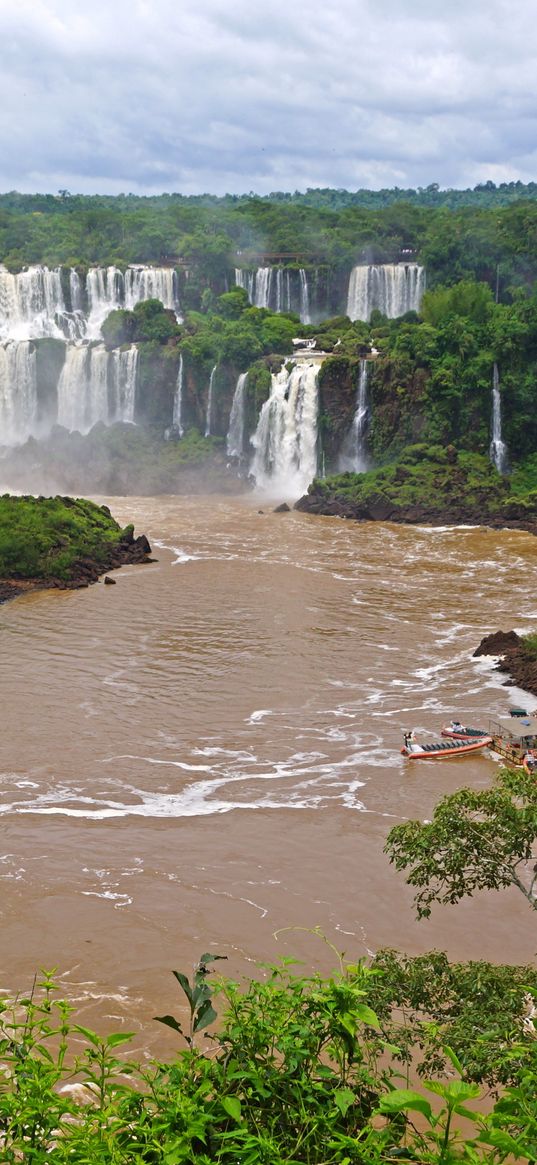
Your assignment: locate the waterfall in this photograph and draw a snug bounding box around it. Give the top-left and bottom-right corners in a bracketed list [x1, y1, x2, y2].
[0, 341, 38, 444]
[250, 360, 319, 497]
[338, 360, 370, 472]
[172, 353, 184, 435]
[226, 371, 248, 459]
[299, 270, 311, 324]
[235, 266, 310, 318]
[284, 270, 291, 312]
[235, 268, 255, 303]
[253, 268, 272, 309]
[0, 264, 183, 443]
[85, 267, 124, 338]
[489, 363, 508, 474]
[109, 346, 138, 424]
[346, 264, 425, 321]
[57, 344, 110, 432]
[234, 267, 274, 310]
[123, 266, 178, 311]
[0, 265, 69, 340]
[205, 364, 217, 437]
[85, 266, 181, 338]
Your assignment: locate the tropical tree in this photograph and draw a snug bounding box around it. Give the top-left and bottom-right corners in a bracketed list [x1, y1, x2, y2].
[385, 766, 537, 916]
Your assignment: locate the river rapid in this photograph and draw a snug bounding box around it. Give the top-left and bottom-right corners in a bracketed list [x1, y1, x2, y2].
[1, 496, 537, 1051]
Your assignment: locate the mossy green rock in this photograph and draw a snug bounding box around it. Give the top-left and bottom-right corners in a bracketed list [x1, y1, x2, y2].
[0, 494, 146, 582]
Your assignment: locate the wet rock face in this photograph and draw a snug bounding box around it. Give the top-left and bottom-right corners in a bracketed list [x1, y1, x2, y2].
[473, 630, 522, 657]
[473, 630, 537, 700]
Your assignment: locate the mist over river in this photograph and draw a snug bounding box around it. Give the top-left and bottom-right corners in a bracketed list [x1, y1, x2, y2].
[1, 496, 537, 1052]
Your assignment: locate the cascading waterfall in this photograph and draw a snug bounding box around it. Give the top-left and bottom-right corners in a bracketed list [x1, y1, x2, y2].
[57, 346, 108, 432]
[226, 371, 248, 459]
[85, 266, 182, 339]
[57, 344, 138, 433]
[0, 265, 69, 340]
[0, 341, 38, 445]
[86, 267, 124, 338]
[489, 363, 508, 474]
[172, 353, 184, 435]
[0, 264, 182, 443]
[250, 360, 319, 497]
[109, 346, 138, 424]
[346, 264, 425, 321]
[338, 360, 370, 472]
[235, 267, 311, 321]
[123, 267, 178, 311]
[253, 268, 272, 309]
[205, 364, 217, 437]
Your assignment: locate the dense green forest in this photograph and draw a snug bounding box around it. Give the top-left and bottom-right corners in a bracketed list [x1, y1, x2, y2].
[2, 182, 537, 502]
[3, 186, 537, 300]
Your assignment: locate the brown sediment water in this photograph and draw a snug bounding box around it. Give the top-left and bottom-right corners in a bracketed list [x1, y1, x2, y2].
[1, 495, 536, 1052]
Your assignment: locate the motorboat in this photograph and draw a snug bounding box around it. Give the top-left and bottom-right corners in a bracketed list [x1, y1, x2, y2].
[401, 733, 492, 759]
[441, 722, 489, 740]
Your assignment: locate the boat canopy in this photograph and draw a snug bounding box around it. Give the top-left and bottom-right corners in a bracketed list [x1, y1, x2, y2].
[489, 716, 537, 742]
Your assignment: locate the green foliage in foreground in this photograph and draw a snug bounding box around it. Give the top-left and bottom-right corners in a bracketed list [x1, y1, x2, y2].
[0, 494, 128, 580]
[369, 949, 537, 1089]
[1, 957, 536, 1164]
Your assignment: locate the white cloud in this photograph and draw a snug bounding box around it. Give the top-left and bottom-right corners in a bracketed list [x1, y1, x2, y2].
[0, 0, 536, 193]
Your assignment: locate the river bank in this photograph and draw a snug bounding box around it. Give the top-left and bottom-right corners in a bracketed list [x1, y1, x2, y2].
[294, 445, 537, 535]
[295, 491, 537, 536]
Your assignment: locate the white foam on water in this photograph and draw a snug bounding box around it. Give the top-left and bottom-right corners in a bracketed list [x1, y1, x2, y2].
[82, 891, 133, 907]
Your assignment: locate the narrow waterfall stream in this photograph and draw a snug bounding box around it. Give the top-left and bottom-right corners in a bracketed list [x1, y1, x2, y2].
[338, 359, 370, 472]
[226, 371, 248, 459]
[205, 364, 217, 437]
[489, 362, 509, 473]
[172, 352, 185, 435]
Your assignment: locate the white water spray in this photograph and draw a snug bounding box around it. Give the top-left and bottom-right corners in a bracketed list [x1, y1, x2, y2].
[250, 360, 319, 497]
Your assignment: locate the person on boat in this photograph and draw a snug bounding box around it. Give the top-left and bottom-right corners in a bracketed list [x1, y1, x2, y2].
[524, 752, 537, 773]
[403, 731, 418, 752]
[450, 720, 464, 732]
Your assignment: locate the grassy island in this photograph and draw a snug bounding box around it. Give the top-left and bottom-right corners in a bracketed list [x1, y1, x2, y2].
[296, 445, 537, 531]
[0, 494, 151, 600]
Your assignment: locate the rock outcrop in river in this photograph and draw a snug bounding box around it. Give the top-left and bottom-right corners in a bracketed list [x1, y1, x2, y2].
[0, 494, 152, 604]
[474, 630, 537, 699]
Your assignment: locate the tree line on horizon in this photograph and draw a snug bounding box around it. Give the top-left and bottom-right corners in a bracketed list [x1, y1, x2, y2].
[2, 184, 537, 298]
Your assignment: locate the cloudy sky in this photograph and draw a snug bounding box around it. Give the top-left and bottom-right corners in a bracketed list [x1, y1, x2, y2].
[1, 0, 536, 195]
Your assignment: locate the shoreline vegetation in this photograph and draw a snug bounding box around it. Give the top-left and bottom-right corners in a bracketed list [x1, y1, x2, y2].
[0, 494, 152, 605]
[295, 445, 537, 535]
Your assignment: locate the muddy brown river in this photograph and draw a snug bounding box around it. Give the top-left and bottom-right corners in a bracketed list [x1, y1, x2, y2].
[1, 496, 536, 1052]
